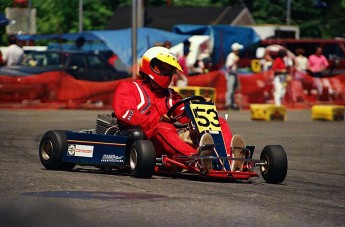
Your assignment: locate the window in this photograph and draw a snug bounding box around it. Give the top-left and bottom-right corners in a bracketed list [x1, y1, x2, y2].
[68, 55, 86, 71]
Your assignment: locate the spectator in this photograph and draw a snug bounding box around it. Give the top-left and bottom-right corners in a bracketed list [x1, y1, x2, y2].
[308, 46, 330, 96]
[224, 42, 243, 110]
[163, 41, 172, 49]
[178, 43, 191, 75]
[284, 51, 294, 79]
[0, 50, 5, 66]
[191, 48, 212, 74]
[2, 35, 24, 66]
[308, 46, 329, 77]
[294, 48, 308, 80]
[272, 49, 289, 105]
[260, 50, 273, 71]
[183, 39, 191, 54]
[174, 48, 190, 86]
[75, 36, 86, 50]
[171, 39, 192, 86]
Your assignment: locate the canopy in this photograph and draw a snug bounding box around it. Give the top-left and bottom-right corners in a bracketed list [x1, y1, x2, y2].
[16, 27, 191, 68]
[172, 24, 261, 65]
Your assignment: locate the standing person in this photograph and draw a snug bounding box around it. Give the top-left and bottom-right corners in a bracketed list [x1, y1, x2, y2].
[308, 46, 329, 77]
[172, 48, 190, 86]
[112, 46, 246, 171]
[284, 50, 294, 78]
[224, 42, 243, 110]
[75, 36, 85, 50]
[294, 48, 308, 80]
[0, 50, 5, 66]
[308, 46, 330, 96]
[163, 41, 172, 49]
[173, 40, 192, 86]
[2, 35, 24, 66]
[272, 49, 289, 105]
[178, 48, 190, 75]
[191, 48, 212, 74]
[260, 50, 273, 71]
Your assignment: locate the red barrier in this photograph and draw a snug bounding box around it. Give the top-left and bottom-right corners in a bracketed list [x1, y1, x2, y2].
[1, 69, 344, 109]
[0, 71, 130, 108]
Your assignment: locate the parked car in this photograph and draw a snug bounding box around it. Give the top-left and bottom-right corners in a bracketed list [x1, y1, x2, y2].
[0, 50, 131, 104]
[14, 50, 130, 80]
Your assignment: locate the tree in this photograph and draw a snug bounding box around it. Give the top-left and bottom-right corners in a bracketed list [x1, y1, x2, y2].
[246, 0, 345, 38]
[1, 0, 345, 46]
[34, 0, 118, 34]
[323, 0, 345, 38]
[0, 0, 118, 45]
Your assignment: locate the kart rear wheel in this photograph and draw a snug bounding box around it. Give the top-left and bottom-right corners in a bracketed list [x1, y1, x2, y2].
[260, 145, 287, 184]
[39, 130, 76, 170]
[129, 140, 156, 178]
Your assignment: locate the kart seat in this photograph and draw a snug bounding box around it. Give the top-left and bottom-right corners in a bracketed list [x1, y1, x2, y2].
[96, 112, 145, 142]
[118, 128, 144, 142]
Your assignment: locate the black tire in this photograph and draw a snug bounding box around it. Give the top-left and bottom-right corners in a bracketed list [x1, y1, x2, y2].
[260, 145, 288, 184]
[39, 130, 76, 170]
[129, 140, 156, 178]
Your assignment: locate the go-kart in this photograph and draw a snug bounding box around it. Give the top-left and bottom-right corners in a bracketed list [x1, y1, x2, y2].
[39, 96, 288, 184]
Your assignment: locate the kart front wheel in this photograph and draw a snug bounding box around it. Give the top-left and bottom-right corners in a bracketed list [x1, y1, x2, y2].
[129, 140, 156, 178]
[260, 145, 288, 184]
[39, 130, 76, 170]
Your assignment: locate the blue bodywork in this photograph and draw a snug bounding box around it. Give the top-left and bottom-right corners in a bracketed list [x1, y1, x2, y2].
[62, 131, 129, 166]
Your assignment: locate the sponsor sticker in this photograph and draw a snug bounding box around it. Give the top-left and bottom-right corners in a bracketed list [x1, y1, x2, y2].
[101, 154, 124, 163]
[68, 144, 76, 156]
[67, 144, 94, 158]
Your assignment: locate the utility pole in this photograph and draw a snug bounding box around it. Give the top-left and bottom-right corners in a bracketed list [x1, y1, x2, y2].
[79, 0, 83, 32]
[286, 0, 292, 25]
[26, 0, 32, 45]
[132, 0, 138, 80]
[26, 0, 32, 35]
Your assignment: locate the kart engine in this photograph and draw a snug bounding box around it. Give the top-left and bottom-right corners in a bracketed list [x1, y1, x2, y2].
[96, 113, 119, 135]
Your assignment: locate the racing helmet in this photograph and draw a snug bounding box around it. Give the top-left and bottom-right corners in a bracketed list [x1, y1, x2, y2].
[139, 46, 183, 89]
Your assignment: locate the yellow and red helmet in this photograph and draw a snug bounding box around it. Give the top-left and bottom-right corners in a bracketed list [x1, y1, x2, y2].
[139, 46, 182, 89]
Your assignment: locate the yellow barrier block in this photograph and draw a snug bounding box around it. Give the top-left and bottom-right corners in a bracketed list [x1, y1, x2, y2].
[311, 105, 344, 121]
[250, 104, 286, 121]
[171, 86, 216, 101]
[251, 59, 261, 73]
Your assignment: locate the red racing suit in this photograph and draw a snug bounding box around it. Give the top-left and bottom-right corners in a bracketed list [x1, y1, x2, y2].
[112, 79, 233, 157]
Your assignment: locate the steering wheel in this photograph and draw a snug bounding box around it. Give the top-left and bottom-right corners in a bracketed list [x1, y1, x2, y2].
[166, 96, 206, 128]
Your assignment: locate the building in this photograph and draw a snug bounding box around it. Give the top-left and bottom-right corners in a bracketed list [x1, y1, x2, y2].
[105, 4, 255, 31]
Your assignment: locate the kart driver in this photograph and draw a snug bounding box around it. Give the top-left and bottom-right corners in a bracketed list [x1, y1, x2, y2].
[112, 46, 245, 171]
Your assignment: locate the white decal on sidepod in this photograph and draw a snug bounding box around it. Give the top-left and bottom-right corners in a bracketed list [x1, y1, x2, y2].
[68, 144, 94, 158]
[101, 154, 124, 163]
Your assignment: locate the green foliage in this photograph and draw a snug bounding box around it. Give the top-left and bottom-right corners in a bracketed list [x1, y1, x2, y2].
[248, 0, 345, 38]
[1, 0, 345, 46]
[33, 0, 117, 33]
[0, 0, 118, 45]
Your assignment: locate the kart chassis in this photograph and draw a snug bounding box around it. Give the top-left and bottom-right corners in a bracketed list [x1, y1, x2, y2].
[39, 96, 288, 184]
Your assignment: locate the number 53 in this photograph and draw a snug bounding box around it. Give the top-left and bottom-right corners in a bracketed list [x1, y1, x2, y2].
[190, 103, 221, 132]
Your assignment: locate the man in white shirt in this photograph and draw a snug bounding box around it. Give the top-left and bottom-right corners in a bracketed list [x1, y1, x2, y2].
[3, 35, 24, 66]
[224, 42, 243, 110]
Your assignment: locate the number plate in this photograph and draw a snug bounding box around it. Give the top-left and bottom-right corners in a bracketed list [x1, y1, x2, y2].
[189, 102, 221, 133]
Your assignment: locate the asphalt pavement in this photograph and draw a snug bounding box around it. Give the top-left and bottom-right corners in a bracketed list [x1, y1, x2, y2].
[0, 109, 344, 227]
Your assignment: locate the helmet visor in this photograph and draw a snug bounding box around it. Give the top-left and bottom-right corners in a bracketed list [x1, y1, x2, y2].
[150, 59, 176, 76]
